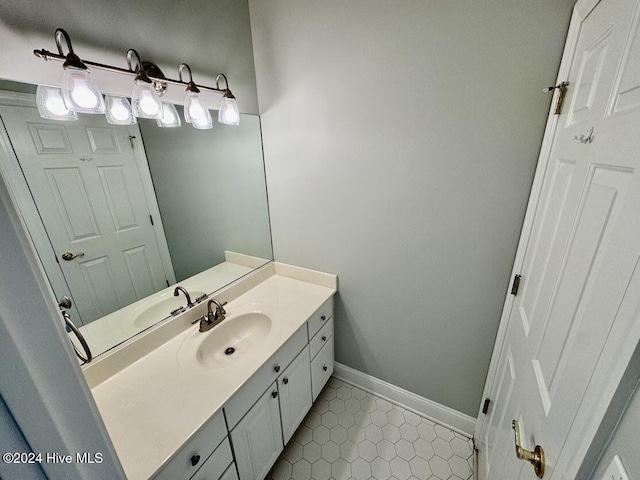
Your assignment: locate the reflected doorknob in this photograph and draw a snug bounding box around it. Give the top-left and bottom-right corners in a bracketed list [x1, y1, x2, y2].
[61, 251, 85, 261]
[512, 420, 545, 478]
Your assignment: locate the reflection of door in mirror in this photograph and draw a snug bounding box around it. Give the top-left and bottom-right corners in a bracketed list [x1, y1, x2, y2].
[0, 104, 174, 325]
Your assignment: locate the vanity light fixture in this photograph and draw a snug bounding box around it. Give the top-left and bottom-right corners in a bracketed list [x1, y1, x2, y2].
[216, 74, 240, 126]
[35, 85, 78, 121]
[105, 95, 136, 125]
[128, 50, 162, 119]
[53, 29, 106, 114]
[33, 28, 239, 127]
[157, 102, 181, 128]
[179, 63, 213, 129]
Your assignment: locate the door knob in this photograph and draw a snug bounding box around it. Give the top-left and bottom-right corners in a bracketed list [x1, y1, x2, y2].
[61, 251, 85, 261]
[58, 296, 72, 310]
[512, 420, 545, 478]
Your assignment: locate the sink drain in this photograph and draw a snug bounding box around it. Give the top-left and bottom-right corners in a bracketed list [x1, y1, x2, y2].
[224, 347, 235, 355]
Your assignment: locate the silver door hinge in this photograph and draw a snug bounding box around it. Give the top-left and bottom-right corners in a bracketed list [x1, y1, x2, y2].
[511, 274, 522, 296]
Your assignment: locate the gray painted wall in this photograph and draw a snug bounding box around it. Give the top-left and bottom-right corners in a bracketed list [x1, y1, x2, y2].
[0, 395, 46, 480]
[138, 112, 272, 282]
[249, 0, 574, 416]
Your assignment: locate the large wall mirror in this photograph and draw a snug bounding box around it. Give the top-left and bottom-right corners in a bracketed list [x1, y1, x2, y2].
[0, 79, 273, 358]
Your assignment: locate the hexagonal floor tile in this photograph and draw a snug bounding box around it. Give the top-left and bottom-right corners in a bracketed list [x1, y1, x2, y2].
[332, 457, 352, 480]
[351, 457, 372, 480]
[376, 438, 397, 461]
[321, 441, 340, 463]
[268, 377, 474, 480]
[371, 457, 392, 480]
[312, 458, 332, 480]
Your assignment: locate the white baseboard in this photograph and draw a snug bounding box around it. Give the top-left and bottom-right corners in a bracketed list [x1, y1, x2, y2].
[333, 362, 476, 438]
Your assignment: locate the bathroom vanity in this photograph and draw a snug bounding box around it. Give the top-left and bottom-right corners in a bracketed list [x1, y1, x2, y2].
[83, 262, 337, 480]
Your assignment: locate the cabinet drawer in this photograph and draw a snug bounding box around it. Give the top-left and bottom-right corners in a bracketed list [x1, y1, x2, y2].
[225, 326, 307, 429]
[309, 317, 333, 360]
[311, 337, 334, 401]
[190, 438, 233, 480]
[154, 410, 226, 480]
[307, 297, 334, 340]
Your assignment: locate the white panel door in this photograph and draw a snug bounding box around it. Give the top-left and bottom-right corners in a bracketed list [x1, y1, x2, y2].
[479, 0, 640, 478]
[231, 384, 283, 480]
[0, 105, 169, 324]
[278, 346, 312, 444]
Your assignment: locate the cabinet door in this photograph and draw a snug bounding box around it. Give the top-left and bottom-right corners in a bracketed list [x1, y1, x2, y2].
[231, 383, 283, 480]
[278, 346, 312, 444]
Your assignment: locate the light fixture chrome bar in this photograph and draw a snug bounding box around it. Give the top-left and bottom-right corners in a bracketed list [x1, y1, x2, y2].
[33, 48, 228, 95]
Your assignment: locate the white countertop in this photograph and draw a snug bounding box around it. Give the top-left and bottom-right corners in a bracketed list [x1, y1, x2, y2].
[90, 270, 336, 480]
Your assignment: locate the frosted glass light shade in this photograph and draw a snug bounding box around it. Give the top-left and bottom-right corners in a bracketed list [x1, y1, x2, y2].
[156, 103, 181, 128]
[61, 67, 105, 114]
[218, 96, 240, 126]
[191, 108, 213, 130]
[105, 96, 136, 125]
[131, 80, 162, 119]
[36, 85, 77, 121]
[183, 91, 209, 124]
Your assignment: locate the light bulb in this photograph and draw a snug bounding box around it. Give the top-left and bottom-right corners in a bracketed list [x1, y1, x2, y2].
[183, 90, 209, 124]
[47, 93, 71, 116]
[131, 80, 162, 119]
[61, 67, 105, 114]
[192, 108, 213, 130]
[139, 93, 160, 116]
[36, 85, 78, 121]
[110, 103, 129, 121]
[105, 96, 136, 125]
[156, 103, 181, 128]
[189, 102, 205, 120]
[71, 80, 98, 108]
[218, 94, 240, 126]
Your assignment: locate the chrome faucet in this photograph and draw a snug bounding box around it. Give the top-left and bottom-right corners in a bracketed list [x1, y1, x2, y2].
[197, 299, 227, 332]
[174, 286, 194, 308]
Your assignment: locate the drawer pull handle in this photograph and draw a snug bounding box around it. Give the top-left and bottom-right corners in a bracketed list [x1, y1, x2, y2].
[272, 391, 278, 398]
[283, 377, 289, 385]
[191, 454, 200, 466]
[274, 365, 280, 373]
[321, 315, 326, 321]
[322, 335, 327, 341]
[323, 365, 328, 371]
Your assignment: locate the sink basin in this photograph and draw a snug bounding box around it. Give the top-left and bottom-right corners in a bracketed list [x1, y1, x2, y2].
[133, 290, 206, 329]
[195, 312, 272, 367]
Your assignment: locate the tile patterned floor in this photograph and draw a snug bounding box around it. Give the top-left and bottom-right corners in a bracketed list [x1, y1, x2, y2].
[269, 377, 474, 480]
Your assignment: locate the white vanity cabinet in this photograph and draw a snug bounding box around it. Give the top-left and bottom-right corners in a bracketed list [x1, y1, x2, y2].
[278, 346, 312, 444]
[227, 298, 334, 480]
[231, 383, 283, 480]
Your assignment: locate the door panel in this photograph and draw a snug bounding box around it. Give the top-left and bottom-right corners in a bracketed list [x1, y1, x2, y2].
[518, 158, 576, 337]
[98, 166, 138, 231]
[45, 167, 101, 241]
